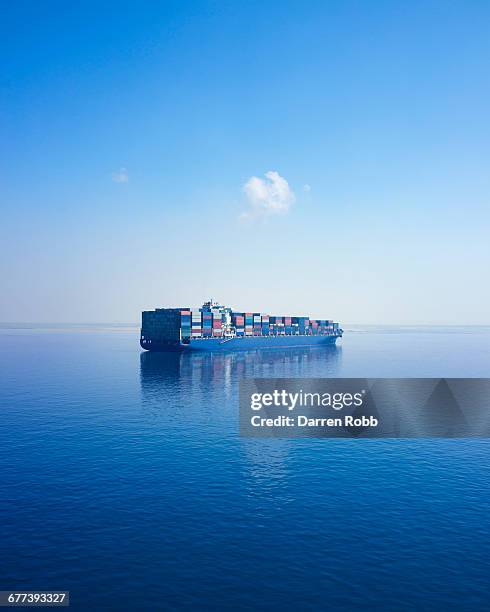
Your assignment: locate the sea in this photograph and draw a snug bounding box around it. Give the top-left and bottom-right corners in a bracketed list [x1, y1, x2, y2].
[1, 325, 490, 611]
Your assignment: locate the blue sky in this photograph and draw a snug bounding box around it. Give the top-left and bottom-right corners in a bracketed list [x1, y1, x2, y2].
[1, 1, 489, 323]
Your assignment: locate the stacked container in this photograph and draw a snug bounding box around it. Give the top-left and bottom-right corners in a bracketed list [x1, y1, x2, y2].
[276, 316, 284, 335]
[233, 313, 245, 336]
[212, 310, 223, 336]
[245, 313, 253, 336]
[192, 308, 202, 337]
[202, 312, 212, 337]
[144, 303, 340, 346]
[180, 310, 191, 339]
[141, 309, 181, 344]
[211, 307, 221, 336]
[261, 314, 270, 335]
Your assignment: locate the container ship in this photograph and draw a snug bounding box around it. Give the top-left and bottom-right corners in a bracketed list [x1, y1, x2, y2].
[140, 301, 342, 352]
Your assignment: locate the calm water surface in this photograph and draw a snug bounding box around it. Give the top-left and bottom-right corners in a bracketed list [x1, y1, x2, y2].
[1, 326, 490, 610]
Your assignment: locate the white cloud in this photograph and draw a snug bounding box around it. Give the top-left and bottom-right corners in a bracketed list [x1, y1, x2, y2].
[303, 183, 311, 192]
[240, 170, 295, 220]
[112, 167, 129, 183]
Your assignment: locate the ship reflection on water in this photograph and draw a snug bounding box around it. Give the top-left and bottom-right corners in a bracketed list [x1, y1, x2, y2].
[139, 345, 341, 439]
[139, 345, 342, 396]
[139, 346, 342, 499]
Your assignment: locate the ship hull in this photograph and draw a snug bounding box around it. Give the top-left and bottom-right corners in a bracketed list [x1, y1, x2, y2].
[140, 334, 340, 352]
